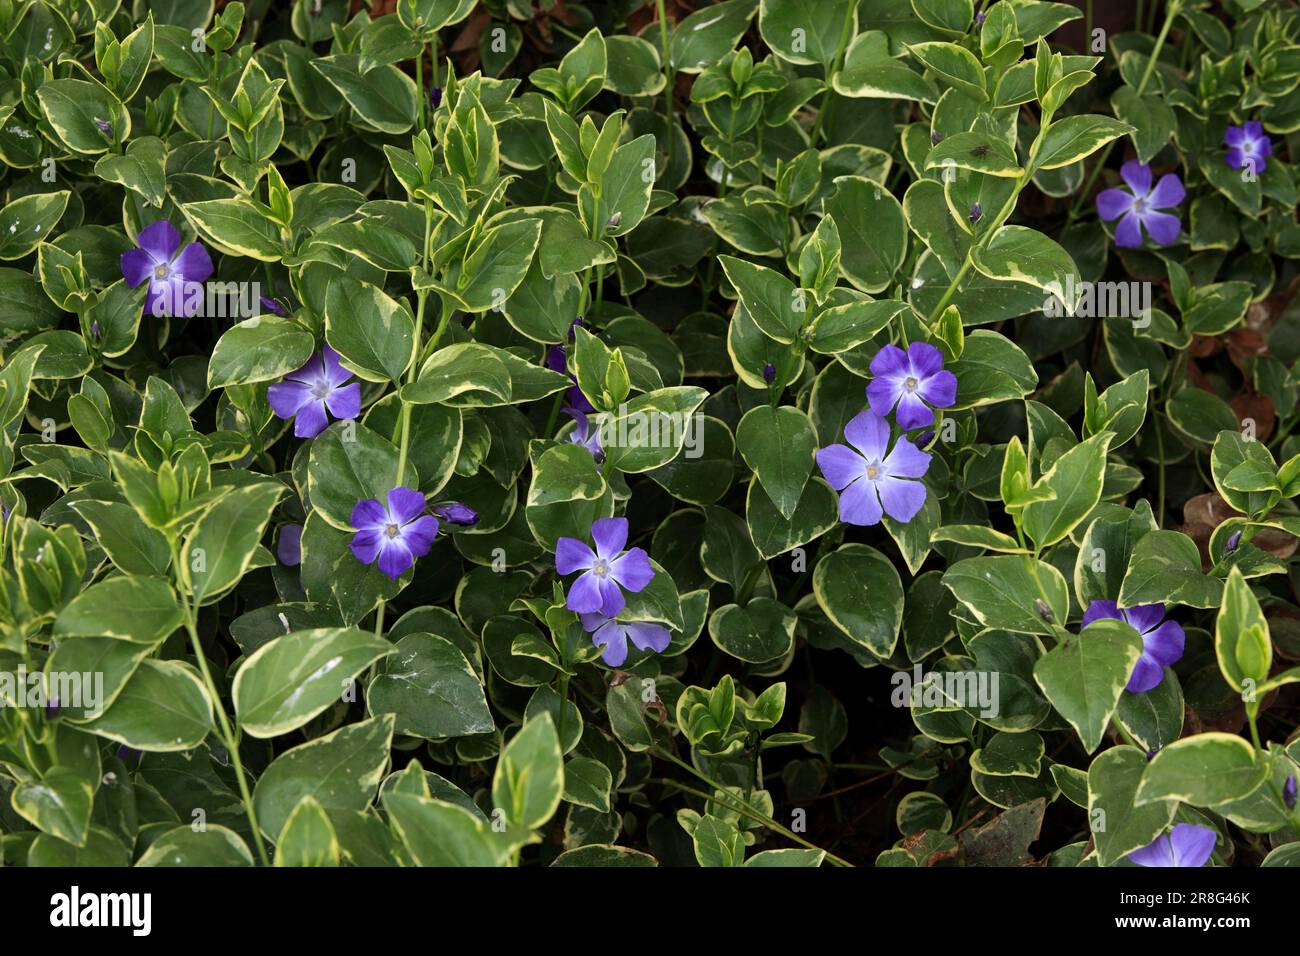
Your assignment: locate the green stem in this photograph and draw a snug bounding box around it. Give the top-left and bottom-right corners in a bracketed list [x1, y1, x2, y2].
[168, 537, 271, 866]
[651, 753, 854, 866]
[654, 0, 674, 134]
[810, 1, 857, 145]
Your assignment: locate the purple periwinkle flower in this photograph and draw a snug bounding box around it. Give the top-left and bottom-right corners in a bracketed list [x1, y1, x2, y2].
[815, 410, 930, 526]
[580, 611, 671, 667]
[565, 407, 604, 463]
[1224, 530, 1243, 555]
[433, 502, 478, 526]
[969, 202, 982, 225]
[277, 524, 302, 566]
[556, 517, 654, 616]
[1285, 775, 1297, 811]
[546, 344, 567, 374]
[867, 341, 957, 430]
[1127, 824, 1217, 868]
[1095, 160, 1184, 249]
[1225, 121, 1272, 174]
[267, 345, 361, 439]
[120, 220, 214, 318]
[349, 487, 439, 580]
[1083, 600, 1184, 694]
[430, 86, 443, 109]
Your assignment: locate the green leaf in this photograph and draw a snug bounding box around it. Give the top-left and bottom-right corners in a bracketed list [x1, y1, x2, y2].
[1118, 530, 1224, 609]
[813, 543, 904, 657]
[94, 135, 167, 207]
[943, 555, 1067, 636]
[1022, 432, 1112, 549]
[37, 78, 128, 154]
[719, 256, 803, 344]
[307, 422, 417, 531]
[80, 659, 213, 752]
[324, 273, 417, 383]
[1087, 745, 1177, 867]
[233, 627, 395, 738]
[366, 632, 494, 738]
[208, 316, 316, 388]
[0, 192, 71, 260]
[1033, 115, 1132, 170]
[184, 199, 285, 261]
[184, 482, 285, 603]
[1134, 733, 1266, 808]
[53, 575, 181, 644]
[759, 0, 857, 66]
[972, 225, 1080, 310]
[670, 0, 758, 73]
[253, 713, 395, 838]
[736, 405, 817, 519]
[1215, 566, 1272, 693]
[136, 826, 254, 866]
[1033, 618, 1143, 753]
[383, 792, 506, 866]
[926, 130, 1020, 177]
[275, 796, 341, 867]
[825, 176, 907, 293]
[493, 713, 564, 832]
[11, 767, 94, 847]
[909, 42, 986, 100]
[709, 598, 797, 663]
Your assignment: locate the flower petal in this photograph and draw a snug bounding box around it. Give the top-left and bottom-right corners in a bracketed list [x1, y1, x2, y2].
[1113, 209, 1144, 249]
[1148, 173, 1185, 209]
[292, 399, 329, 438]
[917, 369, 957, 410]
[1224, 125, 1246, 147]
[120, 247, 157, 287]
[172, 242, 213, 283]
[556, 537, 596, 575]
[1122, 603, 1165, 634]
[877, 475, 927, 523]
[267, 380, 314, 421]
[1168, 823, 1216, 868]
[136, 220, 182, 261]
[591, 516, 629, 559]
[610, 546, 654, 593]
[386, 486, 427, 525]
[907, 341, 944, 378]
[1120, 160, 1152, 196]
[816, 443, 867, 491]
[1082, 599, 1121, 628]
[836, 479, 883, 526]
[1224, 145, 1245, 170]
[376, 537, 414, 580]
[894, 391, 934, 430]
[579, 611, 610, 632]
[1126, 654, 1165, 694]
[321, 344, 354, 387]
[1143, 620, 1185, 667]
[400, 514, 440, 557]
[591, 621, 629, 666]
[843, 409, 890, 460]
[883, 437, 931, 479]
[349, 528, 383, 565]
[1127, 833, 1176, 868]
[277, 524, 302, 566]
[1141, 210, 1181, 247]
[565, 570, 604, 612]
[627, 622, 671, 653]
[1094, 187, 1134, 222]
[324, 381, 361, 421]
[869, 343, 909, 379]
[350, 497, 387, 531]
[596, 575, 626, 617]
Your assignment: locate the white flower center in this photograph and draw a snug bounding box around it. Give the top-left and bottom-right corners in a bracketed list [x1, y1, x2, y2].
[592, 558, 609, 577]
[312, 382, 330, 399]
[866, 465, 880, 480]
[904, 376, 918, 390]
[153, 263, 170, 279]
[385, 523, 400, 538]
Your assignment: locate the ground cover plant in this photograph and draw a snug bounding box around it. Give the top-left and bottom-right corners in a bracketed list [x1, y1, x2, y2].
[2, 0, 1300, 869]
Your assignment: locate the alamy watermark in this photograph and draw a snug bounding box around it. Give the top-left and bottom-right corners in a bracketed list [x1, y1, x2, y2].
[0, 667, 105, 718]
[890, 664, 1000, 718]
[1043, 275, 1152, 328]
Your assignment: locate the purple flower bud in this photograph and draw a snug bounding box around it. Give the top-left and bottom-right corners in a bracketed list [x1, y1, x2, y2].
[94, 117, 113, 137]
[917, 429, 935, 447]
[89, 321, 101, 341]
[433, 502, 479, 526]
[277, 524, 302, 566]
[762, 362, 777, 384]
[117, 745, 142, 765]
[429, 86, 443, 109]
[931, 131, 942, 146]
[1285, 775, 1297, 810]
[546, 344, 567, 374]
[45, 697, 60, 718]
[569, 315, 584, 342]
[1224, 530, 1242, 555]
[975, 12, 985, 25]
[260, 295, 287, 316]
[969, 202, 983, 225]
[1035, 598, 1053, 623]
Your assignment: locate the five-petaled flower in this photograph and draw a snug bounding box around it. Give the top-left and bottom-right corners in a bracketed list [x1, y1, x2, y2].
[580, 611, 671, 666]
[267, 344, 361, 439]
[556, 517, 653, 616]
[816, 410, 930, 526]
[349, 487, 439, 580]
[120, 220, 214, 318]
[1082, 600, 1184, 694]
[867, 341, 957, 430]
[1095, 160, 1184, 249]
[1127, 824, 1217, 868]
[1224, 121, 1272, 174]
